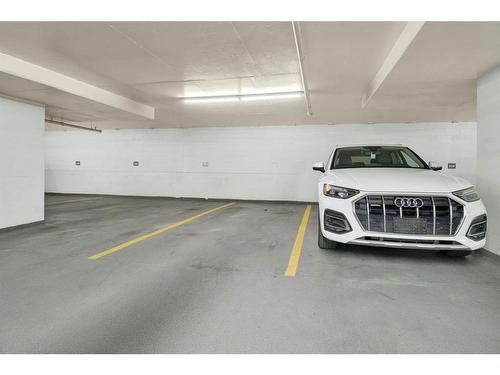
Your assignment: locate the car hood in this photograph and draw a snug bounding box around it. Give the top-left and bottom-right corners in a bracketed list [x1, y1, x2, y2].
[324, 168, 471, 193]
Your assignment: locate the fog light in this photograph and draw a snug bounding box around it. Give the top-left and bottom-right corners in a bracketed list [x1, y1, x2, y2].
[467, 214, 487, 241]
[324, 209, 352, 234]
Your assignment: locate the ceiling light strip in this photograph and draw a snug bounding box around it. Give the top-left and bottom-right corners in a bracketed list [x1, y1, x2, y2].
[292, 21, 312, 116]
[183, 91, 303, 104]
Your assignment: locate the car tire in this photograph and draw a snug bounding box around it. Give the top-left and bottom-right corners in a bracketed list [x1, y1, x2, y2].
[443, 250, 472, 257]
[318, 213, 338, 249]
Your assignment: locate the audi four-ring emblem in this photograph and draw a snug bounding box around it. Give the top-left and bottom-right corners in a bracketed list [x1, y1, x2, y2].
[394, 197, 424, 208]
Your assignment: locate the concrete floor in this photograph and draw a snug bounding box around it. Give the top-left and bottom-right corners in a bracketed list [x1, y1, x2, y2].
[0, 194, 499, 353]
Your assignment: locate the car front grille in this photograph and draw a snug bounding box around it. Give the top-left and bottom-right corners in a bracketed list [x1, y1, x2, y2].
[353, 195, 464, 236]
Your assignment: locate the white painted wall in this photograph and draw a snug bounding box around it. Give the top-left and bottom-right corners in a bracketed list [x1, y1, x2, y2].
[45, 122, 476, 203]
[477, 67, 500, 255]
[0, 97, 45, 229]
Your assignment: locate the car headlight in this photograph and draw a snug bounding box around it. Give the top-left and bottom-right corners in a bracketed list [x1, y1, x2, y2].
[323, 184, 359, 199]
[453, 187, 480, 202]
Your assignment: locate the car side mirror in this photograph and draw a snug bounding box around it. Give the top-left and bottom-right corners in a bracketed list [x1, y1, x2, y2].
[428, 161, 443, 171]
[312, 162, 325, 173]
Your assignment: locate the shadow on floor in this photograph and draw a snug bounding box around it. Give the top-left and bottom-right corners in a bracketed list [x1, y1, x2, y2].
[321, 242, 476, 263]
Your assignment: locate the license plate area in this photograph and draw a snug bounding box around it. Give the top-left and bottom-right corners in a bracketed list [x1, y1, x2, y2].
[392, 217, 429, 234]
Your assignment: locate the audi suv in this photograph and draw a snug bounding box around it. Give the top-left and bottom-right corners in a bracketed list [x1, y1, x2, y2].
[313, 145, 487, 257]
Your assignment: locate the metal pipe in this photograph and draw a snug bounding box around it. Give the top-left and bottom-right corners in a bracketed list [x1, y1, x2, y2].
[45, 119, 102, 133]
[291, 21, 312, 116]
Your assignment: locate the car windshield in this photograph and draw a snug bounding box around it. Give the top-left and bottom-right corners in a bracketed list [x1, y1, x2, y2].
[331, 146, 428, 170]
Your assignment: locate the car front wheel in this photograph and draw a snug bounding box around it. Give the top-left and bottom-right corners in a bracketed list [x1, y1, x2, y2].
[318, 213, 338, 249]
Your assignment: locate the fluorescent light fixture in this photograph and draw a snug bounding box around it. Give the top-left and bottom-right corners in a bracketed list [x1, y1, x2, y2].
[183, 91, 303, 104]
[240, 92, 302, 101]
[184, 96, 239, 104]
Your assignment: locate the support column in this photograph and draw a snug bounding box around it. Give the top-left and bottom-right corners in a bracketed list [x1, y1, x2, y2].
[0, 96, 45, 229]
[477, 67, 500, 255]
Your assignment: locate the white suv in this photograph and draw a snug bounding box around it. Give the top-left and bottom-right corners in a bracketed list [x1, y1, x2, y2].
[313, 145, 487, 257]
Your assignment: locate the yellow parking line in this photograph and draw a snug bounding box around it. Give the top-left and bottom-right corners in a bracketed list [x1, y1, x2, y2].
[285, 204, 312, 277]
[88, 202, 236, 260]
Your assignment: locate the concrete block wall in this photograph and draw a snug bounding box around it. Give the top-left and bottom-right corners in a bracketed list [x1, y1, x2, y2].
[45, 122, 477, 203]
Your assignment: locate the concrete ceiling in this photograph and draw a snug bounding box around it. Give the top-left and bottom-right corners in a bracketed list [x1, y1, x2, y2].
[0, 22, 499, 129]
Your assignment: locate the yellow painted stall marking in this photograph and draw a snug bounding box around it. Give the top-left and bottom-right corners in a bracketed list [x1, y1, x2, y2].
[88, 202, 236, 260]
[284, 204, 312, 277]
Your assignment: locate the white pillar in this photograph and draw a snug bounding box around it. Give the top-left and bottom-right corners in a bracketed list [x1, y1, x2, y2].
[0, 96, 45, 229]
[477, 67, 500, 255]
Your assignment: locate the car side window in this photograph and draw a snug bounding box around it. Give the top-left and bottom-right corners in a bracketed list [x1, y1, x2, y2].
[391, 151, 405, 166]
[399, 150, 420, 168]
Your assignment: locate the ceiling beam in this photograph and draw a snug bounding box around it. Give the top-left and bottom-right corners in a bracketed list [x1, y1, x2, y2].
[361, 22, 425, 108]
[0, 51, 155, 120]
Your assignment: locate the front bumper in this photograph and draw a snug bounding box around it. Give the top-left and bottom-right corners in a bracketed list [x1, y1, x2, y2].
[318, 190, 487, 251]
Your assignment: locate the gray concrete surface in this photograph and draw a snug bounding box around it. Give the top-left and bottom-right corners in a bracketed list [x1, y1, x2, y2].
[0, 194, 499, 353]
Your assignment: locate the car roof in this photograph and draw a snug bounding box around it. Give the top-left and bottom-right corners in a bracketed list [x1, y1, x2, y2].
[335, 144, 404, 148]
